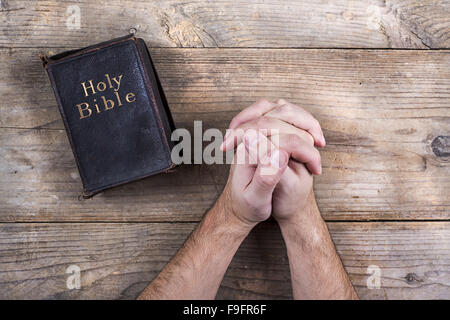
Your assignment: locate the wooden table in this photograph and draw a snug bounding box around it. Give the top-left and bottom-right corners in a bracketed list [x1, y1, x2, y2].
[1, 0, 449, 299]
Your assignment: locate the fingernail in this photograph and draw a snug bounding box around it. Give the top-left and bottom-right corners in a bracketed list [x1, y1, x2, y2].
[318, 165, 322, 175]
[224, 130, 231, 139]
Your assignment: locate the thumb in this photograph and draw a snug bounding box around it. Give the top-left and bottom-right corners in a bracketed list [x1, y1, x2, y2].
[246, 149, 289, 200]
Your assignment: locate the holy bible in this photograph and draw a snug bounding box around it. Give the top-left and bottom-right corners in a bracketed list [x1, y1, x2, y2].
[42, 34, 175, 197]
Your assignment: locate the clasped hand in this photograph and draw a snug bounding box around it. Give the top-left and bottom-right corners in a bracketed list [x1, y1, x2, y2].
[219, 99, 326, 227]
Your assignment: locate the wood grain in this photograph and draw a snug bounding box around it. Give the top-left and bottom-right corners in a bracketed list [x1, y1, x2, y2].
[0, 48, 448, 222]
[1, 0, 449, 302]
[1, 0, 449, 49]
[0, 221, 448, 300]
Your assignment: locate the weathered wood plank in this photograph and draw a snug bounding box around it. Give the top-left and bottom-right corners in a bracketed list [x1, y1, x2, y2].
[1, 125, 449, 221]
[3, 48, 450, 131]
[0, 48, 449, 221]
[1, 0, 449, 48]
[0, 221, 448, 299]
[0, 127, 221, 222]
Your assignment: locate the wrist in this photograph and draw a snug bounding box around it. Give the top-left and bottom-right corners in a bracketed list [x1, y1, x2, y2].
[206, 192, 255, 240]
[277, 191, 321, 229]
[277, 193, 326, 244]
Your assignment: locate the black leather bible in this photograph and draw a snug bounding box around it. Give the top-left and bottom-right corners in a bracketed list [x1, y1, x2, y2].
[42, 35, 175, 197]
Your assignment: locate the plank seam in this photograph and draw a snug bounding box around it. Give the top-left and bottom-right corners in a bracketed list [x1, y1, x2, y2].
[0, 219, 449, 224]
[2, 46, 450, 51]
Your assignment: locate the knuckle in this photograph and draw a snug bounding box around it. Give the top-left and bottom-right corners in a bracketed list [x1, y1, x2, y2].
[257, 173, 278, 188]
[300, 130, 315, 146]
[275, 98, 287, 105]
[280, 103, 294, 113]
[313, 119, 320, 128]
[256, 98, 270, 106]
[311, 117, 321, 130]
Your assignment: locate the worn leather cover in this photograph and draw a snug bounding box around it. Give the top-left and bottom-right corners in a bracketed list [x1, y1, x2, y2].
[43, 34, 175, 196]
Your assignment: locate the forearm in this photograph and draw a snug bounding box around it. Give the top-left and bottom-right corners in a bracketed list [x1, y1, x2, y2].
[138, 195, 253, 300]
[278, 194, 358, 300]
